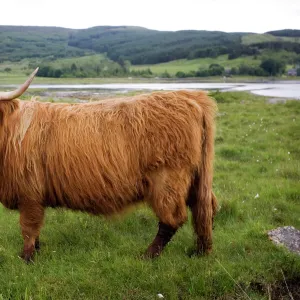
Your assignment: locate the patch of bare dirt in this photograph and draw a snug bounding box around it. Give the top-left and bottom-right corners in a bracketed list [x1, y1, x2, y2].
[251, 277, 300, 300]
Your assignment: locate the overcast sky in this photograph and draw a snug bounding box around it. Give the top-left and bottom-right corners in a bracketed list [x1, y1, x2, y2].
[2, 0, 300, 33]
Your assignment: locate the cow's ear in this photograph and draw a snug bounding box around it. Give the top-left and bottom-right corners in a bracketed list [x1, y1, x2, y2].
[0, 101, 19, 126]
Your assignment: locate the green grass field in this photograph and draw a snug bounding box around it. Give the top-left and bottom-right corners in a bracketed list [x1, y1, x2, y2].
[0, 91, 299, 299]
[46, 54, 106, 68]
[0, 54, 106, 72]
[242, 33, 300, 45]
[130, 55, 260, 75]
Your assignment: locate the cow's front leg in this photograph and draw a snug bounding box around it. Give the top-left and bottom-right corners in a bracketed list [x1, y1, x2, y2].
[19, 203, 44, 263]
[144, 222, 178, 258]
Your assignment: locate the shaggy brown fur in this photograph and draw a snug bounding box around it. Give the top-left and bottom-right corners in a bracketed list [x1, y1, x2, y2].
[0, 90, 218, 262]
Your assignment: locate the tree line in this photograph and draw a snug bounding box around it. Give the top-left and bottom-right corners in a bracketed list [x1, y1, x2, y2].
[35, 56, 300, 79]
[176, 58, 299, 78]
[36, 61, 153, 78]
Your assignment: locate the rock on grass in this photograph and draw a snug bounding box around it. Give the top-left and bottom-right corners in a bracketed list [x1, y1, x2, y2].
[268, 226, 300, 255]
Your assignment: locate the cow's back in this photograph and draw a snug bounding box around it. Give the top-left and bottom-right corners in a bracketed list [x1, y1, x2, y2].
[19, 91, 207, 213]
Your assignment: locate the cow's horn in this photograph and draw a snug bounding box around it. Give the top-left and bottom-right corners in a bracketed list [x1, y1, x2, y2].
[0, 67, 39, 101]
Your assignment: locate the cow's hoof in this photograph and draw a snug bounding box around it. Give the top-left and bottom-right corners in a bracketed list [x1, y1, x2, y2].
[186, 247, 198, 258]
[186, 247, 212, 257]
[141, 250, 160, 260]
[20, 245, 35, 263]
[19, 252, 34, 264]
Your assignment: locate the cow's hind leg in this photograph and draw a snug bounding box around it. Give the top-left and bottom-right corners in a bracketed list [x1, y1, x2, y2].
[187, 178, 217, 255]
[19, 203, 44, 263]
[35, 236, 41, 251]
[144, 168, 191, 258]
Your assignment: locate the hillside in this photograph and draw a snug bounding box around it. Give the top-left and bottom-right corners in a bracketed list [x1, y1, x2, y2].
[1, 26, 300, 63]
[0, 25, 245, 64]
[0, 26, 87, 61]
[0, 26, 299, 78]
[67, 26, 244, 64]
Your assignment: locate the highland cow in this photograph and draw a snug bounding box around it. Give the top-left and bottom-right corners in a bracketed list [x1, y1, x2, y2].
[0, 68, 218, 262]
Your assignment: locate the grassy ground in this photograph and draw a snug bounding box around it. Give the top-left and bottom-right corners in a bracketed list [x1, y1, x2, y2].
[130, 55, 260, 75]
[0, 91, 300, 299]
[242, 33, 300, 45]
[46, 54, 106, 68]
[0, 54, 106, 73]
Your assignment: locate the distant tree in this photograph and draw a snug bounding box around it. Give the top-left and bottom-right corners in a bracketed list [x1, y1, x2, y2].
[161, 70, 171, 78]
[175, 71, 186, 78]
[143, 68, 153, 76]
[130, 68, 153, 77]
[238, 64, 252, 75]
[238, 64, 267, 76]
[186, 70, 196, 77]
[71, 63, 77, 72]
[54, 69, 63, 78]
[230, 67, 238, 75]
[196, 69, 209, 77]
[4, 67, 11, 72]
[228, 51, 240, 60]
[95, 66, 101, 76]
[260, 58, 285, 76]
[208, 64, 225, 76]
[122, 60, 131, 73]
[254, 67, 267, 76]
[117, 56, 131, 71]
[37, 66, 53, 77]
[295, 55, 300, 65]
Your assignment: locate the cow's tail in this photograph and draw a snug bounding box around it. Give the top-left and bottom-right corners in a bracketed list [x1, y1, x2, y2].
[188, 93, 218, 254]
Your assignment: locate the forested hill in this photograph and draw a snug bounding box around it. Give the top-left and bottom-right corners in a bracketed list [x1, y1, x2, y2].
[0, 25, 243, 63]
[1, 25, 300, 64]
[67, 26, 244, 64]
[266, 29, 300, 37]
[0, 26, 84, 61]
